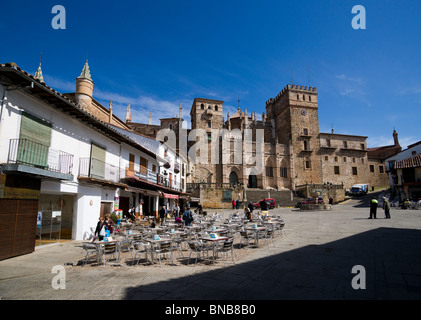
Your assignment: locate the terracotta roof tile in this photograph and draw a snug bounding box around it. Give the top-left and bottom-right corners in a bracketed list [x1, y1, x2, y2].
[394, 154, 421, 169]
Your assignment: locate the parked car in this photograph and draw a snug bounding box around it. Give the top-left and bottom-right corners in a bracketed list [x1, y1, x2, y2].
[296, 197, 324, 208]
[253, 198, 276, 210]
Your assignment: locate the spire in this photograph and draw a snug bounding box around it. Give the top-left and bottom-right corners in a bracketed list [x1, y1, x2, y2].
[34, 52, 44, 82]
[109, 100, 113, 123]
[125, 104, 132, 123]
[179, 102, 183, 119]
[34, 63, 44, 82]
[148, 111, 152, 125]
[78, 60, 92, 81]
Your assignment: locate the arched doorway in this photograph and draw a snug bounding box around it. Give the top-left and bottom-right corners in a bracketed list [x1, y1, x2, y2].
[229, 171, 239, 184]
[248, 174, 257, 188]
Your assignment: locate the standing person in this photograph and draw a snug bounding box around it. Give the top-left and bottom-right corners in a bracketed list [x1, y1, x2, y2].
[382, 197, 391, 219]
[232, 199, 236, 210]
[105, 214, 114, 234]
[369, 198, 378, 219]
[247, 201, 254, 219]
[94, 217, 108, 241]
[197, 202, 203, 215]
[159, 205, 167, 225]
[183, 206, 193, 226]
[173, 203, 180, 218]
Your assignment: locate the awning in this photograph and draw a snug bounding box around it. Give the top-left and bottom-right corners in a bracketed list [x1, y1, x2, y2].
[125, 186, 160, 196]
[163, 193, 178, 199]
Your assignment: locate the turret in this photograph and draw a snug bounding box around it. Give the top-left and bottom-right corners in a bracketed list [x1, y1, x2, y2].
[75, 60, 94, 110]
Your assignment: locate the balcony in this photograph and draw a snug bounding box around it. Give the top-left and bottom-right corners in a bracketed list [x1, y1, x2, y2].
[174, 161, 180, 173]
[125, 166, 158, 184]
[79, 158, 126, 187]
[2, 138, 74, 180]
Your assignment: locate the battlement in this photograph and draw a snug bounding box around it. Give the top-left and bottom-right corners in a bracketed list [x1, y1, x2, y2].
[266, 84, 317, 105]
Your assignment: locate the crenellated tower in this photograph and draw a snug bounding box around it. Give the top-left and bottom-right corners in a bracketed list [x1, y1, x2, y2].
[266, 84, 322, 187]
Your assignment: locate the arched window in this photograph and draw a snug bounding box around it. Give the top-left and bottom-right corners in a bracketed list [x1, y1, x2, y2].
[297, 94, 299, 100]
[215, 105, 218, 111]
[208, 105, 212, 110]
[303, 95, 306, 101]
[201, 104, 204, 109]
[229, 171, 239, 184]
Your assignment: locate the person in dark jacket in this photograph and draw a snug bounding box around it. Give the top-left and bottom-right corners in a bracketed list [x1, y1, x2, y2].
[369, 198, 378, 219]
[94, 216, 108, 241]
[159, 205, 167, 225]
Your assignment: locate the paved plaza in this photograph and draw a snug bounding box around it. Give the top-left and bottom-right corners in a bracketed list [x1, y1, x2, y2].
[1, 195, 421, 301]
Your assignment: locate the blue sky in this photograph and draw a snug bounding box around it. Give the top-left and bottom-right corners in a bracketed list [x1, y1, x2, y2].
[2, 0, 420, 148]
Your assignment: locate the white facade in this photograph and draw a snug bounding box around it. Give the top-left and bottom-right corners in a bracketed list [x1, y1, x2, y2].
[0, 82, 161, 241]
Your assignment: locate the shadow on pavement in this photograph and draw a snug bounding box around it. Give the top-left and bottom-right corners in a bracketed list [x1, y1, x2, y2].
[124, 227, 421, 300]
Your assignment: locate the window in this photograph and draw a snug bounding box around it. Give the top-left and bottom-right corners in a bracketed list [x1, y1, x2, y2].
[305, 159, 311, 169]
[352, 167, 358, 175]
[309, 96, 311, 102]
[129, 153, 135, 171]
[326, 139, 331, 147]
[343, 141, 348, 149]
[370, 165, 374, 172]
[343, 157, 347, 163]
[215, 105, 218, 111]
[266, 167, 274, 177]
[352, 157, 356, 163]
[140, 157, 148, 175]
[303, 95, 306, 101]
[208, 121, 211, 128]
[334, 166, 340, 175]
[280, 167, 288, 178]
[361, 158, 365, 164]
[208, 105, 212, 110]
[361, 143, 365, 150]
[297, 94, 300, 100]
[325, 156, 329, 161]
[208, 133, 212, 142]
[303, 128, 308, 135]
[200, 104, 204, 110]
[335, 156, 338, 162]
[303, 140, 308, 151]
[152, 164, 156, 173]
[379, 166, 384, 173]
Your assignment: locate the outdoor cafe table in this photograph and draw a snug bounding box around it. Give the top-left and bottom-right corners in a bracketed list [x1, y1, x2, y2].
[200, 235, 230, 263]
[244, 226, 267, 247]
[205, 227, 228, 234]
[85, 240, 119, 265]
[143, 237, 172, 264]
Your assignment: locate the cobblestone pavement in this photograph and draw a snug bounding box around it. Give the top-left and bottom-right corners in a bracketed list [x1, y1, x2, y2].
[1, 195, 421, 301]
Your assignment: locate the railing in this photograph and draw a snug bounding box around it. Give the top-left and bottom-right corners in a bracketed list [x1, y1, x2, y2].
[7, 138, 74, 175]
[187, 182, 244, 191]
[126, 166, 158, 184]
[79, 158, 122, 182]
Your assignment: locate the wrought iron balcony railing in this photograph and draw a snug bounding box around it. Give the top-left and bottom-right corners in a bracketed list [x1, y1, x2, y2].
[7, 138, 74, 175]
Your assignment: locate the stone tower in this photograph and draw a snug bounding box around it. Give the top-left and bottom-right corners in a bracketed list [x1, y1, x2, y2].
[266, 84, 322, 187]
[189, 98, 224, 183]
[75, 60, 94, 111]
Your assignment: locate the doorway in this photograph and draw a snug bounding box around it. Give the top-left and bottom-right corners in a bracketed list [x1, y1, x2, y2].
[248, 174, 257, 188]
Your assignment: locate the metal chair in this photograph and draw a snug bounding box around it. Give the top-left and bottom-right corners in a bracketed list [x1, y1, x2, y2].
[239, 231, 255, 248]
[132, 241, 149, 265]
[216, 238, 235, 266]
[155, 241, 174, 267]
[101, 242, 119, 266]
[187, 241, 209, 266]
[82, 242, 98, 265]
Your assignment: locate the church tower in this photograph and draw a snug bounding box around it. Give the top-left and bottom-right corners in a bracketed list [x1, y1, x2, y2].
[189, 98, 224, 183]
[266, 85, 322, 187]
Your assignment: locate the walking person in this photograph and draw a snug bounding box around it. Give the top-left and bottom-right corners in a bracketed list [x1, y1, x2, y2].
[159, 205, 167, 225]
[382, 196, 391, 219]
[94, 216, 108, 241]
[369, 198, 378, 219]
[183, 206, 193, 226]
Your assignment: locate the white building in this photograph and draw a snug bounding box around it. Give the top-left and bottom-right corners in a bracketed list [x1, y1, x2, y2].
[0, 62, 188, 259]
